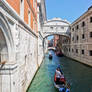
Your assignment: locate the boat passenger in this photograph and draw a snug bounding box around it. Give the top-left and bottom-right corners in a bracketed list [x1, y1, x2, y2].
[60, 75, 66, 85]
[59, 87, 65, 92]
[55, 67, 62, 84]
[57, 66, 63, 74]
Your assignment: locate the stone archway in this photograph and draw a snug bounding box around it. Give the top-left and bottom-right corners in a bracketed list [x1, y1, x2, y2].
[43, 34, 70, 53]
[0, 12, 15, 92]
[0, 28, 8, 63]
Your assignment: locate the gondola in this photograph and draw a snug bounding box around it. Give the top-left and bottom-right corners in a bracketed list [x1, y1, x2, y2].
[54, 82, 65, 92]
[54, 67, 70, 92]
[54, 74, 66, 92]
[56, 51, 63, 57]
[49, 54, 53, 59]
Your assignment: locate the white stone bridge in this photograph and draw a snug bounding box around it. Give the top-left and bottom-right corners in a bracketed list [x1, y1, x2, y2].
[42, 18, 70, 52]
[42, 18, 70, 39]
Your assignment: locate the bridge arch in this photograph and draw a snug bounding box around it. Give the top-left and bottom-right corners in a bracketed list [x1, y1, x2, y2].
[42, 18, 70, 53]
[0, 12, 15, 63]
[43, 33, 70, 40]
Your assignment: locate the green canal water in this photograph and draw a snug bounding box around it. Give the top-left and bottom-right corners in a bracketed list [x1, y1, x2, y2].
[27, 50, 92, 92]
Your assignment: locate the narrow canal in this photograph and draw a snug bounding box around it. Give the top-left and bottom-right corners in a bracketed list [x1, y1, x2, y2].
[27, 50, 92, 92]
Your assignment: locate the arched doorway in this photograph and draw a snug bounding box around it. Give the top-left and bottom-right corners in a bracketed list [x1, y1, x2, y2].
[0, 28, 8, 63]
[0, 12, 15, 63]
[0, 12, 15, 92]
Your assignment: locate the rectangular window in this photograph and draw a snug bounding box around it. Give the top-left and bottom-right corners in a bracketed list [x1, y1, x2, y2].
[90, 17, 92, 23]
[82, 50, 84, 54]
[69, 48, 70, 52]
[72, 28, 74, 31]
[50, 27, 53, 29]
[76, 25, 79, 30]
[28, 10, 31, 26]
[76, 49, 78, 53]
[35, 22, 37, 32]
[33, 0, 35, 8]
[72, 37, 74, 41]
[61, 27, 64, 29]
[82, 21, 85, 27]
[89, 50, 92, 56]
[77, 35, 79, 40]
[72, 49, 74, 52]
[90, 32, 92, 37]
[82, 34, 85, 39]
[20, 0, 24, 19]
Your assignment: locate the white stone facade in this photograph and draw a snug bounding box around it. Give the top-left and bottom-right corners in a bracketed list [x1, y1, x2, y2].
[42, 18, 70, 52]
[37, 0, 46, 63]
[0, 1, 42, 92]
[42, 18, 70, 38]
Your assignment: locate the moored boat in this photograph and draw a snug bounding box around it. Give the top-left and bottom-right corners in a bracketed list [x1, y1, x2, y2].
[56, 51, 63, 57]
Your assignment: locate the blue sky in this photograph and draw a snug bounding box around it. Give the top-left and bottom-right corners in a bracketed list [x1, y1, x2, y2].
[45, 0, 92, 23]
[48, 35, 54, 40]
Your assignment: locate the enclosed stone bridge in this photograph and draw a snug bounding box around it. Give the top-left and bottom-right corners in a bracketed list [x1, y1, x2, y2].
[42, 18, 70, 39]
[42, 18, 70, 52]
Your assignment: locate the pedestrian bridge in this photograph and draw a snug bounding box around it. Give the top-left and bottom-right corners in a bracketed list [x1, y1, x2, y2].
[42, 18, 70, 39]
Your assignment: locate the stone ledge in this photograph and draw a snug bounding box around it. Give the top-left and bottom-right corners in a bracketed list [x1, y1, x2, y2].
[0, 63, 18, 75]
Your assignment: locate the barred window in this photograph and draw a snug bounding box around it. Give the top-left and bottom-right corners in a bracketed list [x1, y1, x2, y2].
[82, 21, 85, 27]
[82, 50, 84, 54]
[72, 28, 74, 31]
[89, 50, 92, 56]
[76, 49, 78, 53]
[77, 35, 79, 40]
[82, 34, 85, 39]
[90, 17, 92, 23]
[76, 25, 79, 30]
[90, 32, 92, 37]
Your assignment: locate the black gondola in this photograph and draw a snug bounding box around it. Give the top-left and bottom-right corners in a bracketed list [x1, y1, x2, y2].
[49, 54, 52, 59]
[54, 67, 70, 92]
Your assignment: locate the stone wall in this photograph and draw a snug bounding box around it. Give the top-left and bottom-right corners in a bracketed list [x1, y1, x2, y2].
[62, 8, 92, 67]
[0, 1, 44, 92]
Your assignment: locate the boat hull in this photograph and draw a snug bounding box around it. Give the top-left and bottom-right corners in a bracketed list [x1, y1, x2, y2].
[54, 82, 65, 92]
